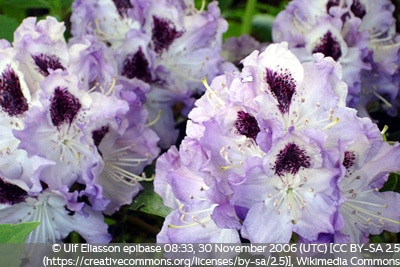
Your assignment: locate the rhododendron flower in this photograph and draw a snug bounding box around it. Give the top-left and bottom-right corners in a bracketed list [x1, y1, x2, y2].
[336, 136, 400, 243]
[155, 141, 240, 243]
[0, 182, 110, 243]
[0, 16, 161, 242]
[71, 0, 228, 147]
[273, 0, 400, 116]
[155, 42, 400, 243]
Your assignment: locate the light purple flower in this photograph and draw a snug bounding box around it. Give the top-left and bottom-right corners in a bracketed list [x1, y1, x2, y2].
[156, 42, 345, 242]
[13, 17, 69, 98]
[155, 42, 400, 243]
[232, 132, 340, 242]
[336, 135, 400, 242]
[14, 71, 102, 191]
[0, 15, 163, 243]
[68, 35, 119, 91]
[0, 185, 111, 243]
[89, 103, 160, 214]
[272, 0, 400, 116]
[71, 0, 142, 47]
[0, 44, 53, 194]
[155, 141, 240, 243]
[8, 15, 159, 212]
[71, 0, 228, 147]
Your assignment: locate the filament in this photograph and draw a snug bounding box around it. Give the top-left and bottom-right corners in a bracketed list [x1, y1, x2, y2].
[146, 110, 162, 127]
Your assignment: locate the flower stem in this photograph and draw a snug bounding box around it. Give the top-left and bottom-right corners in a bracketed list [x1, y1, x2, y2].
[241, 0, 257, 35]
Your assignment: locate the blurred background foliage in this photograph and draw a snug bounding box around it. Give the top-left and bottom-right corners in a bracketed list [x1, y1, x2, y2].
[0, 0, 287, 42]
[0, 0, 398, 243]
[1, 0, 400, 42]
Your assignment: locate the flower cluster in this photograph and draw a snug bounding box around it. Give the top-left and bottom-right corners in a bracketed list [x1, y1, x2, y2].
[0, 16, 160, 242]
[272, 0, 400, 117]
[70, 0, 228, 147]
[155, 42, 400, 243]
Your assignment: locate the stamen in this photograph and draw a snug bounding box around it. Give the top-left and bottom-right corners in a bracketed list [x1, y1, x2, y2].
[322, 117, 339, 130]
[220, 162, 243, 170]
[373, 92, 392, 108]
[56, 126, 87, 164]
[192, 216, 206, 227]
[344, 202, 400, 226]
[199, 0, 206, 12]
[105, 164, 153, 185]
[178, 204, 211, 215]
[104, 77, 117, 96]
[202, 78, 225, 108]
[146, 110, 162, 127]
[88, 82, 99, 93]
[348, 199, 389, 208]
[219, 146, 233, 165]
[108, 158, 148, 167]
[380, 125, 389, 136]
[168, 204, 214, 229]
[102, 141, 154, 184]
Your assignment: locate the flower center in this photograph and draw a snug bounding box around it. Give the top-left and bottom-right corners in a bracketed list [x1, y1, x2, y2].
[32, 54, 66, 77]
[0, 66, 28, 116]
[234, 111, 260, 140]
[112, 0, 133, 17]
[50, 87, 81, 128]
[0, 178, 27, 205]
[312, 31, 342, 61]
[151, 16, 183, 53]
[350, 0, 366, 19]
[343, 151, 356, 170]
[121, 47, 152, 83]
[274, 143, 311, 176]
[265, 67, 296, 114]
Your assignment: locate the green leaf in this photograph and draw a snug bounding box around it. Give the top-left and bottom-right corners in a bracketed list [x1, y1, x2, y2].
[0, 0, 50, 9]
[0, 243, 25, 267]
[0, 222, 40, 243]
[0, 15, 20, 42]
[256, 1, 289, 16]
[223, 21, 243, 39]
[241, 0, 257, 35]
[381, 172, 400, 192]
[252, 13, 275, 42]
[218, 0, 234, 11]
[0, 221, 39, 267]
[130, 182, 171, 218]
